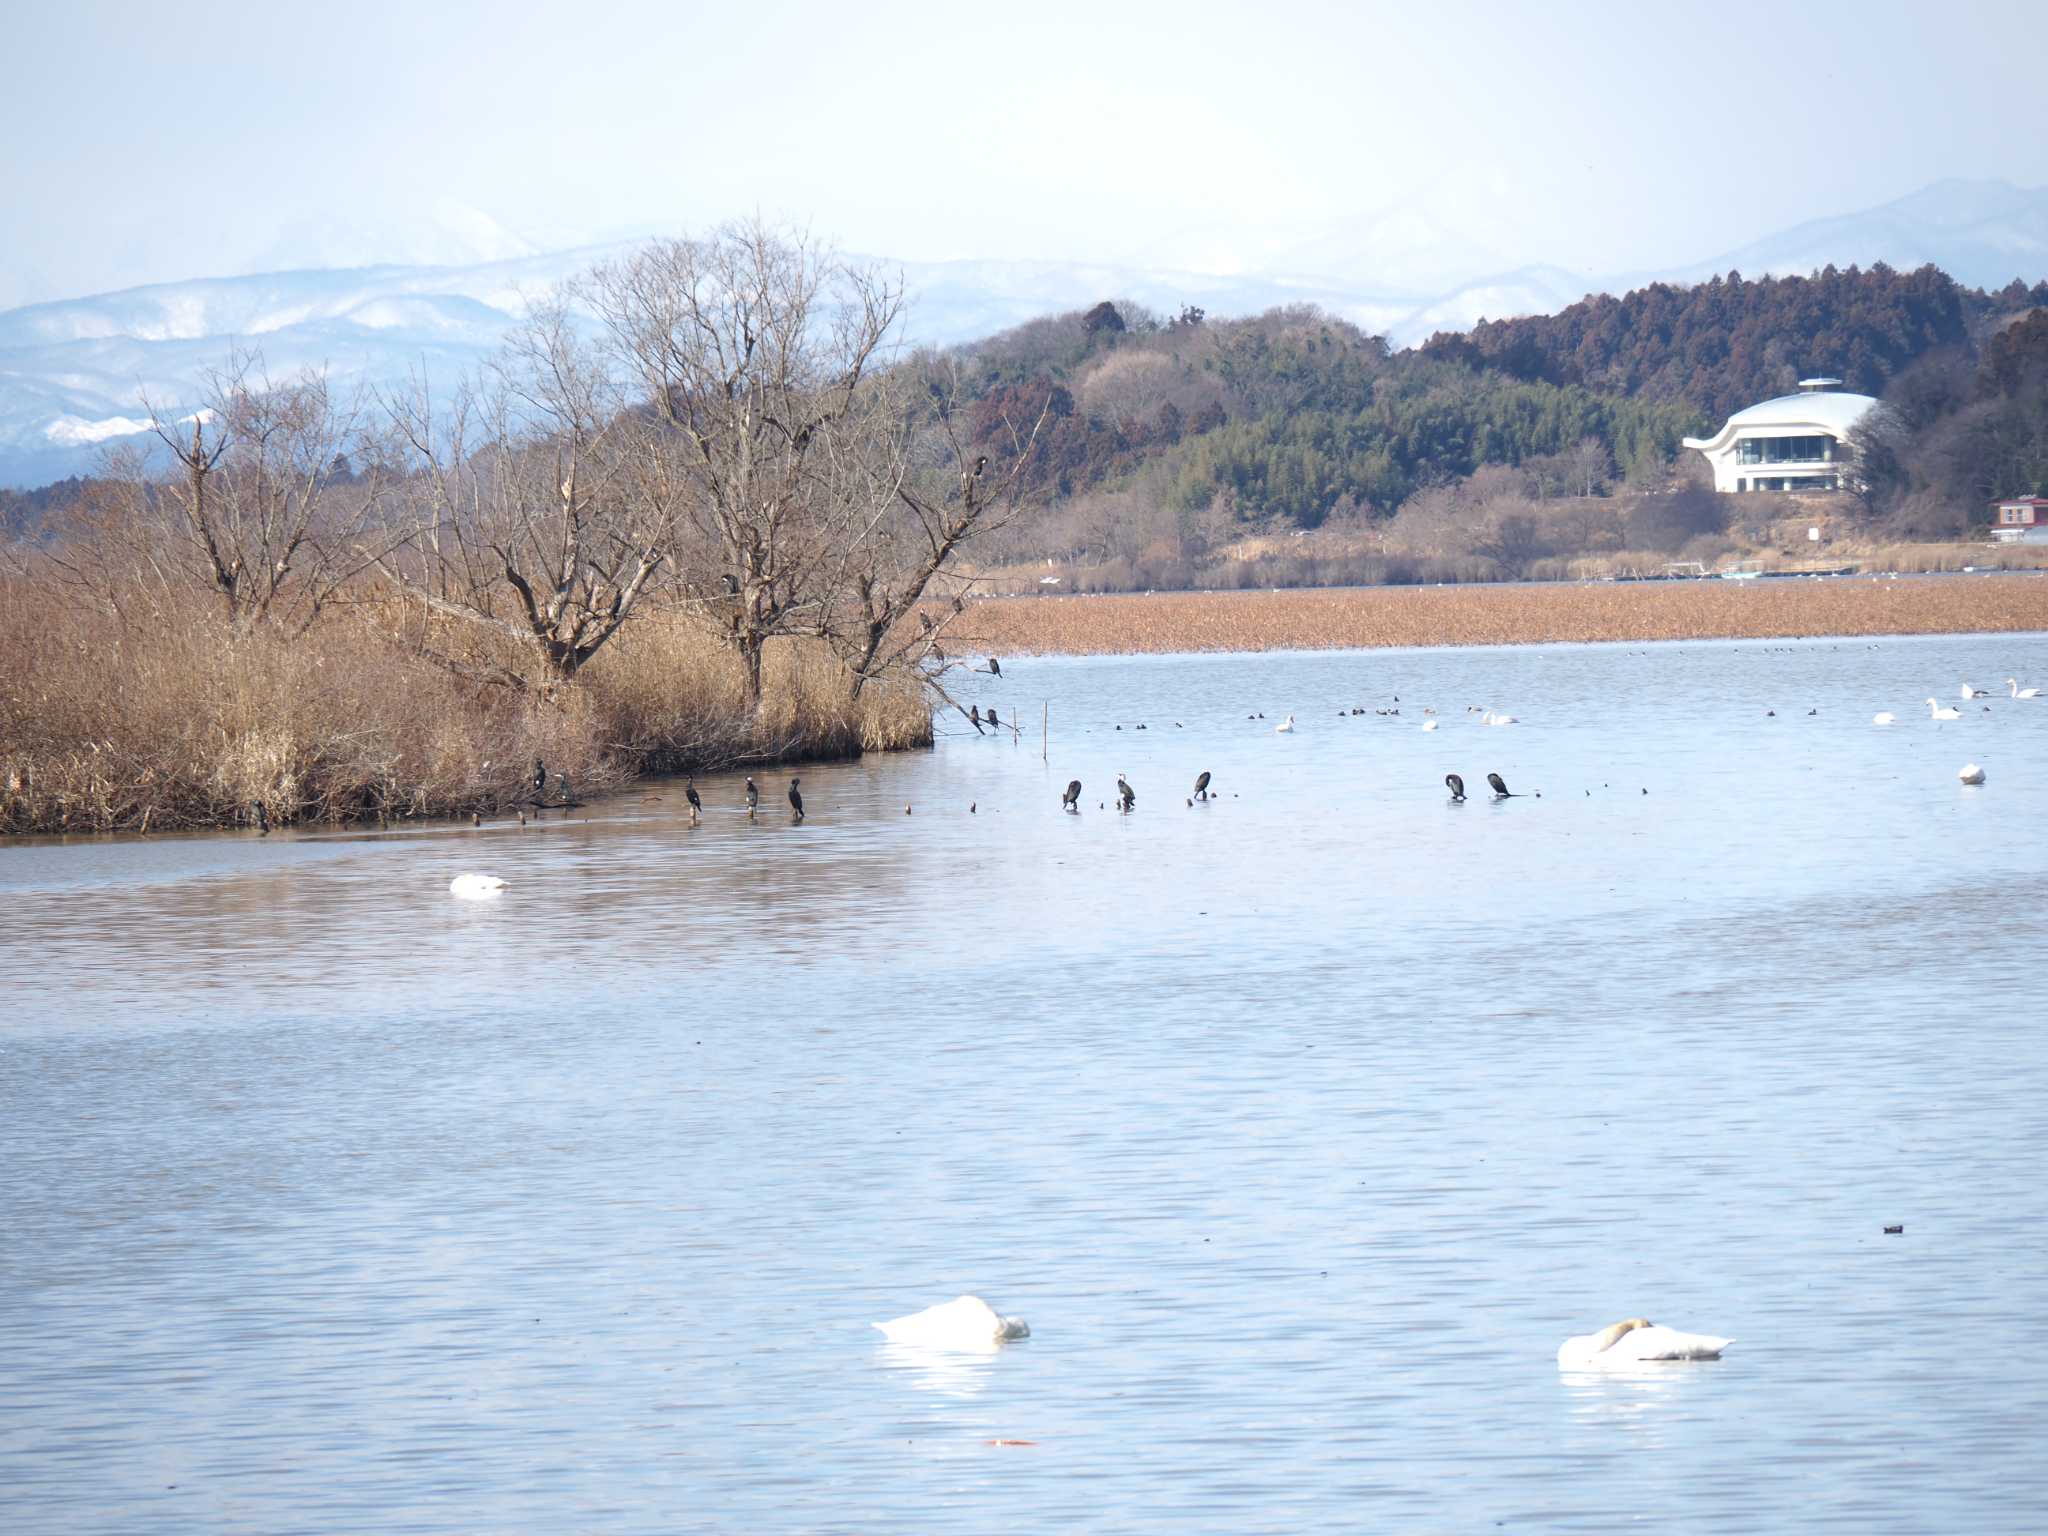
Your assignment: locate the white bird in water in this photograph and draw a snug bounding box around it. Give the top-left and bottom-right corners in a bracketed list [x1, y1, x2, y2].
[874, 1296, 1029, 1352]
[1422, 720, 1438, 731]
[1927, 698, 1962, 720]
[1275, 715, 1295, 733]
[448, 873, 507, 898]
[1961, 682, 1991, 699]
[2008, 678, 2040, 699]
[1959, 762, 1987, 785]
[1872, 712, 1896, 725]
[1557, 1318, 1732, 1368]
[1482, 710, 1518, 726]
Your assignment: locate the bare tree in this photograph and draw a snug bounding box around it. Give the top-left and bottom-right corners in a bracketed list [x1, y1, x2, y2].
[27, 353, 383, 632]
[590, 220, 906, 714]
[375, 303, 672, 689]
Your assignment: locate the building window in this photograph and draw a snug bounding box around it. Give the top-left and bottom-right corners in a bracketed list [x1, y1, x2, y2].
[1736, 435, 1834, 466]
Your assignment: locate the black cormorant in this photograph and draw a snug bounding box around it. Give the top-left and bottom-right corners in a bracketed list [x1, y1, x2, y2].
[684, 776, 702, 822]
[988, 656, 1001, 676]
[533, 759, 547, 797]
[788, 777, 805, 822]
[745, 776, 759, 817]
[1445, 773, 1465, 802]
[1117, 773, 1135, 811]
[1193, 770, 1211, 800]
[1488, 772, 1514, 799]
[986, 706, 998, 728]
[1062, 779, 1081, 812]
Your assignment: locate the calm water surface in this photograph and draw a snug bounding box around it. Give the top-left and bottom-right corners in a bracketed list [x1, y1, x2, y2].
[5, 633, 2048, 1533]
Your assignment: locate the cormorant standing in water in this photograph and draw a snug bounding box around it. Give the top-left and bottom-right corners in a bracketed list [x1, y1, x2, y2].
[684, 776, 702, 822]
[988, 656, 1001, 676]
[1487, 772, 1515, 799]
[1445, 774, 1466, 803]
[556, 771, 571, 805]
[744, 777, 759, 818]
[1117, 773, 1135, 812]
[1062, 779, 1082, 812]
[532, 759, 547, 798]
[254, 801, 270, 834]
[1193, 770, 1211, 801]
[788, 777, 805, 822]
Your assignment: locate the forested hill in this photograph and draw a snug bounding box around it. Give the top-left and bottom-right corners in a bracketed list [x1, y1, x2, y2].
[933, 265, 2047, 537]
[1420, 265, 2047, 424]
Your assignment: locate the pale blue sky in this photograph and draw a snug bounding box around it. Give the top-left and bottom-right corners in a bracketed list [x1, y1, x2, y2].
[2, 0, 2041, 308]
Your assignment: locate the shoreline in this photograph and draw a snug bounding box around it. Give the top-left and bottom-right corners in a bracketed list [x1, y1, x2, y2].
[957, 574, 2048, 657]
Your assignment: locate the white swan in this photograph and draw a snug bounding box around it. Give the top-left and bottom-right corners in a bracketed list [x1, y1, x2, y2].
[1927, 698, 1962, 720]
[1422, 720, 1439, 731]
[1482, 710, 1517, 726]
[1872, 712, 1896, 725]
[874, 1295, 1029, 1352]
[449, 873, 507, 898]
[1557, 1318, 1732, 1368]
[1959, 762, 1986, 785]
[2009, 679, 2040, 699]
[1961, 682, 1990, 699]
[1275, 715, 1295, 733]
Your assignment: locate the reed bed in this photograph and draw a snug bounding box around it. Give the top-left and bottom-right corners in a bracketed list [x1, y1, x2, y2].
[958, 574, 2048, 657]
[0, 581, 929, 835]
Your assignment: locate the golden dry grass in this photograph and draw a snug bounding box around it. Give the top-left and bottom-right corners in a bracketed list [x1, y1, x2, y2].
[959, 574, 2048, 656]
[0, 581, 930, 835]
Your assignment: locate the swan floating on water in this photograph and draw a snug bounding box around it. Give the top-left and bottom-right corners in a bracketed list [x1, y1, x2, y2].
[2009, 679, 2040, 699]
[448, 873, 507, 898]
[1557, 1318, 1732, 1368]
[1873, 712, 1896, 725]
[1927, 698, 1962, 720]
[1482, 710, 1517, 726]
[1959, 762, 1986, 785]
[1275, 715, 1295, 733]
[874, 1295, 1029, 1352]
[1422, 719, 1438, 731]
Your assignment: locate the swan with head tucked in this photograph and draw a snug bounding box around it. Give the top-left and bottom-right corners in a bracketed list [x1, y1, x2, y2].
[1873, 712, 1896, 725]
[1557, 1317, 1731, 1368]
[1275, 715, 1295, 733]
[1960, 762, 1986, 785]
[1927, 698, 1962, 720]
[449, 873, 507, 898]
[874, 1295, 1029, 1352]
[2009, 679, 2040, 699]
[1482, 710, 1517, 726]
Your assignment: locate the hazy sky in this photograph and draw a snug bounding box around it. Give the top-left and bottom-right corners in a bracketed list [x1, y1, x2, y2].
[4, 0, 2043, 308]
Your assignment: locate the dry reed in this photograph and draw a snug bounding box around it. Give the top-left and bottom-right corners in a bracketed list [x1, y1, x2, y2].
[957, 574, 2048, 657]
[0, 580, 930, 835]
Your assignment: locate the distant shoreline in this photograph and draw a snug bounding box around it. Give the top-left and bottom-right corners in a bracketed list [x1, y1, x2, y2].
[960, 574, 2048, 657]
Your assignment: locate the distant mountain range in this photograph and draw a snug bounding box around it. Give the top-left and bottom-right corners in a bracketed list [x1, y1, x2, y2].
[3, 179, 2044, 489]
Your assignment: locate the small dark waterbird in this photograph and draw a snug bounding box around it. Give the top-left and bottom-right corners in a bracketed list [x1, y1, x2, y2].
[684, 776, 702, 822]
[253, 800, 271, 834]
[788, 777, 805, 822]
[1487, 772, 1516, 799]
[745, 776, 759, 817]
[1062, 779, 1082, 812]
[1117, 773, 1135, 812]
[1193, 770, 1211, 801]
[988, 656, 1001, 676]
[532, 759, 547, 797]
[986, 706, 999, 729]
[1445, 774, 1465, 803]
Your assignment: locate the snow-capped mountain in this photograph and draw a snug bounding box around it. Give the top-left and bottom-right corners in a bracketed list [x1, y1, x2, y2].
[4, 179, 2045, 489]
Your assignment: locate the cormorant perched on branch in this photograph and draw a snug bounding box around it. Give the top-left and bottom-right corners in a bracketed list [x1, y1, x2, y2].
[1487, 772, 1515, 799]
[1117, 773, 1135, 811]
[744, 776, 759, 817]
[788, 777, 805, 822]
[533, 759, 547, 797]
[985, 706, 999, 728]
[555, 771, 572, 805]
[970, 704, 982, 726]
[684, 776, 702, 822]
[1062, 779, 1081, 812]
[1445, 773, 1466, 803]
[253, 801, 270, 835]
[1193, 770, 1211, 801]
[988, 656, 1001, 676]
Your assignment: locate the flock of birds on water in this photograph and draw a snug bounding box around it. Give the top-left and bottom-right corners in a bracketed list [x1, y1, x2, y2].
[442, 660, 2033, 897]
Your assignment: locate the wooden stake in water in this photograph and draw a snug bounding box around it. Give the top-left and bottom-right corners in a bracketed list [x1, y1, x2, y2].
[1042, 701, 1048, 762]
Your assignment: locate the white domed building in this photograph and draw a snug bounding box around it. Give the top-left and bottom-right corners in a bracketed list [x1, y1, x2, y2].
[1683, 378, 1878, 494]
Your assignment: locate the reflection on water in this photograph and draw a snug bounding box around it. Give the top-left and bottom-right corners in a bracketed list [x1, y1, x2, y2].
[4, 632, 2048, 1534]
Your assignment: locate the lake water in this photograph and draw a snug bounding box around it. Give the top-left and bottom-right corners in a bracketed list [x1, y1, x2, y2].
[4, 633, 2047, 1534]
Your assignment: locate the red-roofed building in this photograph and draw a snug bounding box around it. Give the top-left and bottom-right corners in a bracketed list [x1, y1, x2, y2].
[1990, 496, 2048, 542]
